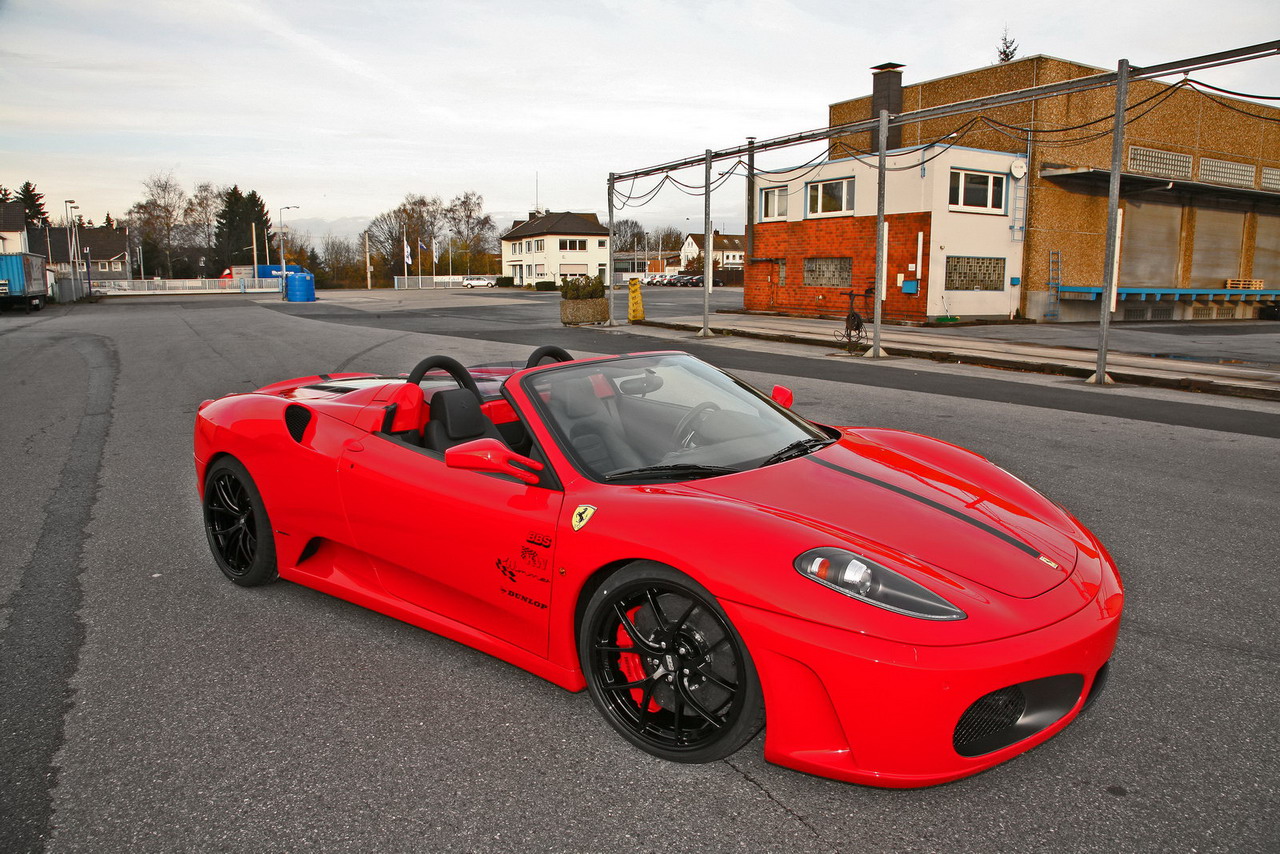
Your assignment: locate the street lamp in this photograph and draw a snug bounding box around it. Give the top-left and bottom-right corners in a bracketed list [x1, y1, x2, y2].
[69, 204, 81, 292]
[278, 205, 298, 296]
[63, 200, 76, 291]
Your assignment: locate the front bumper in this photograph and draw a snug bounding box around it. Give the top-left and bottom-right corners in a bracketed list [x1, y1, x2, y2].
[722, 573, 1122, 788]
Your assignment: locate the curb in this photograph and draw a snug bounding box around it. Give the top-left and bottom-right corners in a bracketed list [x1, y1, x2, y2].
[633, 320, 1280, 402]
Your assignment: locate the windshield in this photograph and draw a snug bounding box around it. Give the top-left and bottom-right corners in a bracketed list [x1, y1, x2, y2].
[523, 353, 831, 483]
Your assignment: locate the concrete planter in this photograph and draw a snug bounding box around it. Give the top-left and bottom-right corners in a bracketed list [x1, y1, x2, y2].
[560, 298, 609, 325]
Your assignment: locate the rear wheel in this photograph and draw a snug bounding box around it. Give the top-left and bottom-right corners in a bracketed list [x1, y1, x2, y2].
[203, 457, 277, 586]
[580, 562, 763, 763]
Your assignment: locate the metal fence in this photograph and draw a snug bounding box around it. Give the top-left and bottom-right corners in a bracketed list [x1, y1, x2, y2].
[393, 276, 494, 289]
[92, 278, 282, 295]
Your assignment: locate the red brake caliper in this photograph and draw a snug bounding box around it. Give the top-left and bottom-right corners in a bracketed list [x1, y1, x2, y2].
[616, 606, 662, 713]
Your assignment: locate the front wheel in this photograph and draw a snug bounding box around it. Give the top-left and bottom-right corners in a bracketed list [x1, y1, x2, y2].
[579, 562, 764, 763]
[203, 457, 278, 586]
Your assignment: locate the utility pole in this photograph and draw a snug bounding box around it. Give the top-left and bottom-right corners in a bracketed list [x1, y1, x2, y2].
[365, 231, 372, 290]
[864, 110, 889, 359]
[1089, 58, 1130, 386]
[698, 150, 713, 337]
[607, 172, 618, 325]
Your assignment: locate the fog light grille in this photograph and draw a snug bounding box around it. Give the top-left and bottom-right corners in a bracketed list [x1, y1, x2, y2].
[954, 686, 1026, 752]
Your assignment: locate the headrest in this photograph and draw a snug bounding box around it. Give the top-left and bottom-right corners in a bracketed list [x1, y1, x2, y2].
[555, 377, 604, 419]
[429, 388, 486, 440]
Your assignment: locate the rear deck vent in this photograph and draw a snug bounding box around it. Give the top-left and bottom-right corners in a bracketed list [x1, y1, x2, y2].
[284, 405, 312, 442]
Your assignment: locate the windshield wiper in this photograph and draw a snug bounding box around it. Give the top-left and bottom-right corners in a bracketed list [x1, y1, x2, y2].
[602, 463, 741, 483]
[760, 437, 833, 467]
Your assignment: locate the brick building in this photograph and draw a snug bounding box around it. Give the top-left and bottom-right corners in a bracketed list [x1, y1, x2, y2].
[746, 55, 1280, 322]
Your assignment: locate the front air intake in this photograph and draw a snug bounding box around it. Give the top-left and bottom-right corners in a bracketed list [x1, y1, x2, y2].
[953, 674, 1084, 757]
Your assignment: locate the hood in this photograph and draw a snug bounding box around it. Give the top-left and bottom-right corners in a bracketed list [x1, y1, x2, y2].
[690, 434, 1082, 599]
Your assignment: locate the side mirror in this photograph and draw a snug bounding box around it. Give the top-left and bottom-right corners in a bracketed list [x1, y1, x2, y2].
[445, 438, 544, 485]
[770, 385, 794, 409]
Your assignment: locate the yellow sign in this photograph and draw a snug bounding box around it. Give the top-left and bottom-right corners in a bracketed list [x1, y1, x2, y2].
[571, 505, 597, 531]
[627, 281, 645, 322]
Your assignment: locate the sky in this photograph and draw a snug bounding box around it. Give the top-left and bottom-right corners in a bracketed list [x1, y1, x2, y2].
[1, 0, 1276, 243]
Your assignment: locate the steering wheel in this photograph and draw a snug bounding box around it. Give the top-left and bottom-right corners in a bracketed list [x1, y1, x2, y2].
[672, 402, 720, 449]
[406, 355, 482, 398]
[525, 345, 574, 369]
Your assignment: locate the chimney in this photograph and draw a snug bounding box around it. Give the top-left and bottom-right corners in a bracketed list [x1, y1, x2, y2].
[870, 62, 904, 152]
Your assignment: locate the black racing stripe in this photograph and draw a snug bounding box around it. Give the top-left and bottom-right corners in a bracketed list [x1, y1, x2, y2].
[807, 456, 1042, 559]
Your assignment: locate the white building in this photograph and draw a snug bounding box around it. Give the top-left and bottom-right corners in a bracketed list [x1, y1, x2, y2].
[749, 145, 1029, 320]
[680, 232, 745, 270]
[501, 211, 610, 286]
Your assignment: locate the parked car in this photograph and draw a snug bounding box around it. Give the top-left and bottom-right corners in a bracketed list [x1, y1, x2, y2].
[670, 275, 695, 287]
[690, 275, 725, 288]
[195, 345, 1122, 788]
[462, 276, 494, 289]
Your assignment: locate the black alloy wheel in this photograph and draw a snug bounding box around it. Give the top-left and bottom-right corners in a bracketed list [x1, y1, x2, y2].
[203, 457, 277, 586]
[580, 562, 763, 763]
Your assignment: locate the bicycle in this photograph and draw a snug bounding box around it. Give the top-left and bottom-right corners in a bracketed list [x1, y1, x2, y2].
[833, 286, 875, 353]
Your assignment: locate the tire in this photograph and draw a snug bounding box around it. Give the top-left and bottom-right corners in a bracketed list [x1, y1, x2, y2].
[579, 562, 764, 763]
[202, 457, 278, 586]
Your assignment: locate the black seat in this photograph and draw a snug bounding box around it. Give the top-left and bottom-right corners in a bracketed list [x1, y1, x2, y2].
[550, 377, 643, 474]
[422, 388, 504, 453]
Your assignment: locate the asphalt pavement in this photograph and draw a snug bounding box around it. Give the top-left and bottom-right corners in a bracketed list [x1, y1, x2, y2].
[1, 291, 1277, 854]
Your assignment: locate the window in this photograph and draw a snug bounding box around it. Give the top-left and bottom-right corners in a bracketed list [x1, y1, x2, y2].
[948, 170, 1005, 213]
[804, 257, 853, 287]
[526, 264, 533, 276]
[98, 261, 109, 272]
[112, 261, 122, 271]
[944, 256, 1006, 291]
[598, 239, 607, 248]
[535, 264, 545, 275]
[525, 240, 533, 252]
[510, 241, 521, 256]
[806, 179, 854, 215]
[761, 187, 788, 219]
[76, 260, 86, 270]
[534, 239, 545, 252]
[560, 239, 586, 251]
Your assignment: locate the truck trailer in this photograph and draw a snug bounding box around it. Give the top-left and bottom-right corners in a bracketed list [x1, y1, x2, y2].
[0, 254, 49, 311]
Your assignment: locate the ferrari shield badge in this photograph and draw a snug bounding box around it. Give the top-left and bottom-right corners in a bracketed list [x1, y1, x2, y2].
[571, 505, 597, 531]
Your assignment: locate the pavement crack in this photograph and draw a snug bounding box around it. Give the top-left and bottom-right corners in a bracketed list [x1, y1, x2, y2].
[723, 757, 824, 843]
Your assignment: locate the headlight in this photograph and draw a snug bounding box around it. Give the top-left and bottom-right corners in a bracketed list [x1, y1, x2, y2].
[795, 547, 966, 621]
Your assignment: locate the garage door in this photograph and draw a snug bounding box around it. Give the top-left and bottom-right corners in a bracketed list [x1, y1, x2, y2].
[1253, 214, 1280, 285]
[1189, 208, 1245, 288]
[1119, 200, 1180, 288]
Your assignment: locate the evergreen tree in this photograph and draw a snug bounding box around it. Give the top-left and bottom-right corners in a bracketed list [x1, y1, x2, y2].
[17, 181, 50, 227]
[997, 27, 1018, 63]
[213, 186, 273, 271]
[103, 212, 116, 228]
[0, 186, 12, 203]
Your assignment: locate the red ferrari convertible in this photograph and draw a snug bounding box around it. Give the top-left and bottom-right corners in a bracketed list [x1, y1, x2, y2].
[195, 346, 1122, 787]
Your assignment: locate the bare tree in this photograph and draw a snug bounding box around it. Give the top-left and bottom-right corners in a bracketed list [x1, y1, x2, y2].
[185, 181, 224, 276]
[127, 171, 188, 277]
[443, 191, 495, 274]
[320, 234, 362, 287]
[614, 218, 646, 251]
[650, 225, 684, 252]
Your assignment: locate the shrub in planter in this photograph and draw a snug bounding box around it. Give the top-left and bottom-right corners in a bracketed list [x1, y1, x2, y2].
[534, 280, 557, 292]
[495, 276, 515, 288]
[559, 275, 609, 325]
[560, 275, 605, 301]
